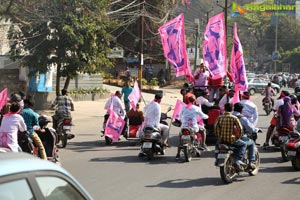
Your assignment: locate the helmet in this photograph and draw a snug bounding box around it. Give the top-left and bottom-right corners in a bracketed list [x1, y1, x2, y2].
[38, 115, 51, 127]
[295, 87, 300, 93]
[290, 94, 298, 104]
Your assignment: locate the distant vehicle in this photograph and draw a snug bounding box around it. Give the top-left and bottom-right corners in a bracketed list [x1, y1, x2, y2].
[0, 152, 93, 200]
[246, 72, 256, 79]
[247, 78, 280, 95]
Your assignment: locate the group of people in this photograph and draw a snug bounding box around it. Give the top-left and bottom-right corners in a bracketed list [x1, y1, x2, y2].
[0, 89, 75, 159]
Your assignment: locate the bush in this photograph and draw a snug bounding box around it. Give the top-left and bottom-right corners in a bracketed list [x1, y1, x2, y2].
[150, 77, 158, 86]
[68, 87, 109, 95]
[141, 78, 148, 85]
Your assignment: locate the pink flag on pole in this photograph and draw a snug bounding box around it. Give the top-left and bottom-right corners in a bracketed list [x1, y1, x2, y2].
[128, 81, 142, 111]
[202, 12, 227, 79]
[231, 88, 240, 104]
[172, 99, 185, 120]
[104, 110, 125, 142]
[230, 22, 248, 92]
[0, 88, 8, 110]
[158, 13, 194, 83]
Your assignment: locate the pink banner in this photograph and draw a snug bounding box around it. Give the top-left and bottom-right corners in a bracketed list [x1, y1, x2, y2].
[158, 14, 194, 82]
[231, 88, 240, 104]
[104, 110, 125, 142]
[172, 99, 185, 120]
[128, 81, 142, 111]
[202, 12, 227, 79]
[230, 23, 248, 92]
[0, 88, 8, 110]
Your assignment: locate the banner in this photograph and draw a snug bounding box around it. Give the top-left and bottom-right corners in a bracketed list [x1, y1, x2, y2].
[104, 110, 125, 142]
[0, 88, 8, 110]
[158, 13, 194, 82]
[172, 99, 185, 120]
[230, 22, 248, 92]
[202, 12, 227, 79]
[128, 81, 142, 111]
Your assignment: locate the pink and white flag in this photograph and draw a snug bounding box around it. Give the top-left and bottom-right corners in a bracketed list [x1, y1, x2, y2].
[0, 88, 8, 110]
[230, 22, 248, 92]
[231, 88, 240, 104]
[202, 12, 227, 79]
[104, 110, 125, 142]
[172, 99, 185, 120]
[128, 81, 142, 111]
[158, 13, 194, 83]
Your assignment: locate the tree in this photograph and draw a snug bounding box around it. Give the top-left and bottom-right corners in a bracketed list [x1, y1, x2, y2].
[2, 0, 115, 96]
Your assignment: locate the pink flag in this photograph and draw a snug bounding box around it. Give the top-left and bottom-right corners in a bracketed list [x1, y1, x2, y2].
[104, 110, 125, 142]
[230, 23, 248, 92]
[172, 99, 185, 120]
[128, 81, 142, 111]
[202, 12, 227, 79]
[0, 88, 8, 110]
[158, 14, 194, 83]
[231, 88, 240, 104]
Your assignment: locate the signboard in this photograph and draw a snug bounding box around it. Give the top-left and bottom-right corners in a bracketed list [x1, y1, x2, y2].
[272, 51, 279, 61]
[107, 47, 124, 58]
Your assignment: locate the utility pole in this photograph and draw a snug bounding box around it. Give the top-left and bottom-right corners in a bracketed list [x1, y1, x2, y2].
[138, 0, 144, 90]
[194, 18, 200, 71]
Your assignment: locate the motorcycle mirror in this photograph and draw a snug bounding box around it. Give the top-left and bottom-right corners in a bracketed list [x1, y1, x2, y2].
[167, 106, 172, 112]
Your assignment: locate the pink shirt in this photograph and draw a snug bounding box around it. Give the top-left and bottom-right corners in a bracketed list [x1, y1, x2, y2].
[0, 114, 27, 152]
[194, 69, 209, 89]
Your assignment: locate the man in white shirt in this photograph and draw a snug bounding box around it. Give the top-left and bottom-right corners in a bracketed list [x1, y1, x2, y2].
[196, 91, 214, 107]
[240, 91, 258, 127]
[0, 102, 27, 152]
[104, 91, 126, 119]
[143, 93, 169, 146]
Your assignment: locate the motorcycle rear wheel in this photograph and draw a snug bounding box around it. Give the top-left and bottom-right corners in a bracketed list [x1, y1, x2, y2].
[183, 146, 192, 162]
[60, 131, 68, 148]
[280, 146, 290, 162]
[291, 154, 300, 171]
[105, 136, 113, 145]
[145, 149, 154, 160]
[220, 156, 236, 184]
[249, 151, 260, 176]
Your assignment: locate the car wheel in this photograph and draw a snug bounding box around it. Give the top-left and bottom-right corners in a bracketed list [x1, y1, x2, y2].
[249, 89, 255, 96]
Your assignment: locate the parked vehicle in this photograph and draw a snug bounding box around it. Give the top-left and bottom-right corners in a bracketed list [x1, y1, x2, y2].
[0, 152, 93, 199]
[215, 134, 260, 184]
[139, 107, 171, 160]
[247, 78, 280, 95]
[286, 132, 300, 171]
[263, 98, 272, 116]
[178, 127, 202, 162]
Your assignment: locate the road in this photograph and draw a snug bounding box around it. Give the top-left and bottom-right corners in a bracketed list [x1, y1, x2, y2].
[56, 85, 300, 200]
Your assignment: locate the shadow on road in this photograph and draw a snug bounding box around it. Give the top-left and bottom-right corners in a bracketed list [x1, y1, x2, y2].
[145, 177, 227, 188]
[259, 165, 295, 173]
[282, 177, 300, 184]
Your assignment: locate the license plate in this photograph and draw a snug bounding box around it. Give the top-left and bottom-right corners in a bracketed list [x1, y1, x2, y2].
[142, 142, 152, 148]
[264, 103, 270, 106]
[181, 135, 190, 140]
[288, 151, 296, 156]
[63, 126, 71, 130]
[279, 136, 289, 142]
[217, 154, 228, 159]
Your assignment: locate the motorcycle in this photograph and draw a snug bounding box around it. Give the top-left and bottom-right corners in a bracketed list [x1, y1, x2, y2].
[263, 98, 272, 116]
[269, 126, 292, 162]
[177, 127, 202, 162]
[55, 116, 73, 148]
[286, 132, 300, 170]
[139, 107, 171, 160]
[215, 134, 260, 184]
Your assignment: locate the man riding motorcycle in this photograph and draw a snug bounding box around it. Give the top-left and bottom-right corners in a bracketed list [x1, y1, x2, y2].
[51, 89, 75, 139]
[262, 82, 276, 107]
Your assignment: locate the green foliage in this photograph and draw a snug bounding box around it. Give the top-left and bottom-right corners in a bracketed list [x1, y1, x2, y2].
[68, 87, 109, 95]
[6, 0, 115, 88]
[141, 78, 148, 85]
[150, 77, 158, 86]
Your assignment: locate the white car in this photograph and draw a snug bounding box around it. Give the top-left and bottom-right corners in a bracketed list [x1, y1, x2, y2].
[0, 152, 93, 200]
[247, 78, 280, 95]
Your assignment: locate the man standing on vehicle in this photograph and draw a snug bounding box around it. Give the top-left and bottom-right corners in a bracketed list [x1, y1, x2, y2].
[121, 81, 133, 113]
[143, 93, 169, 146]
[214, 103, 247, 168]
[51, 89, 75, 138]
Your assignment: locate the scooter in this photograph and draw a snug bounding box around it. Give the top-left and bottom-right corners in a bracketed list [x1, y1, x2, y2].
[139, 107, 171, 160]
[177, 127, 202, 162]
[54, 116, 73, 148]
[286, 132, 300, 170]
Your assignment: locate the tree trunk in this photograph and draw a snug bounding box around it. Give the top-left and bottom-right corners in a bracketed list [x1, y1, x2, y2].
[64, 77, 71, 90]
[56, 62, 61, 97]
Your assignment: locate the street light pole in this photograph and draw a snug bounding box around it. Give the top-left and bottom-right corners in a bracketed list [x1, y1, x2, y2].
[138, 0, 144, 91]
[194, 18, 200, 71]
